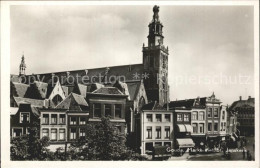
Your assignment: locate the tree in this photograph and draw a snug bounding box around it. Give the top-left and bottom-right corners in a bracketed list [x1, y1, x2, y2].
[10, 123, 50, 160]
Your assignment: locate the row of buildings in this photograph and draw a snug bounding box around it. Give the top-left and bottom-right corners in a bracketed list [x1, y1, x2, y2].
[10, 5, 255, 156]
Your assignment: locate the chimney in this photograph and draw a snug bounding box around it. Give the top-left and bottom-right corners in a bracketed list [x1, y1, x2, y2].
[239, 96, 242, 101]
[248, 96, 251, 99]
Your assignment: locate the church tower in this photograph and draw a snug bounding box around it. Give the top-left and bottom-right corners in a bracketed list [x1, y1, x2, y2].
[19, 54, 26, 76]
[143, 5, 169, 106]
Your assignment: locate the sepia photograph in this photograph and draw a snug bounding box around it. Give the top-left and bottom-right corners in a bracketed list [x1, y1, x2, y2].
[1, 1, 259, 168]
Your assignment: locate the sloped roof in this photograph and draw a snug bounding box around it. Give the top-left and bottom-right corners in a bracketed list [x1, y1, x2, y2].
[10, 74, 20, 83]
[167, 97, 207, 109]
[92, 87, 124, 95]
[62, 86, 69, 97]
[229, 98, 255, 110]
[55, 93, 88, 111]
[142, 101, 166, 111]
[13, 97, 47, 107]
[25, 64, 144, 84]
[76, 83, 88, 98]
[11, 82, 30, 98]
[33, 81, 48, 99]
[10, 107, 19, 115]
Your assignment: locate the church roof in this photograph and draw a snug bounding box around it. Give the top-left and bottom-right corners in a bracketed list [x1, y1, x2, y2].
[55, 92, 88, 111]
[25, 63, 144, 85]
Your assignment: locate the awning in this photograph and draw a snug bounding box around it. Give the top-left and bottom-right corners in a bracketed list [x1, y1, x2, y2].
[185, 125, 193, 132]
[176, 138, 195, 148]
[177, 124, 186, 132]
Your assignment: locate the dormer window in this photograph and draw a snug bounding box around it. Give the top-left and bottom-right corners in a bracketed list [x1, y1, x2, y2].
[20, 112, 30, 123]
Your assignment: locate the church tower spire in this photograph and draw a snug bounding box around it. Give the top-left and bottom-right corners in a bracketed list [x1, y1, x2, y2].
[19, 53, 26, 76]
[142, 5, 169, 106]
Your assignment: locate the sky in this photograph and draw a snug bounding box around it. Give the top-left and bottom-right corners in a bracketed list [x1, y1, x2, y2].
[10, 5, 255, 105]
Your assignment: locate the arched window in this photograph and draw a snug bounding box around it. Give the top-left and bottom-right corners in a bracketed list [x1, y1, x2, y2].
[52, 94, 63, 106]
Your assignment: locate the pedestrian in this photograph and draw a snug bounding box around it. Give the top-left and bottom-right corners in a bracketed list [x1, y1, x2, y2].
[242, 148, 245, 159]
[247, 150, 250, 160]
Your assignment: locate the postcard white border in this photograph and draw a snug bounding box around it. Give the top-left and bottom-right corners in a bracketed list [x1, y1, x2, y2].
[1, 1, 259, 168]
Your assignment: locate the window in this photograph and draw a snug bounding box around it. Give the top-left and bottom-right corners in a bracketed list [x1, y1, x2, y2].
[42, 129, 49, 137]
[13, 128, 23, 137]
[192, 112, 198, 120]
[164, 142, 171, 147]
[51, 129, 57, 140]
[59, 129, 65, 140]
[156, 127, 161, 139]
[93, 103, 101, 118]
[192, 123, 198, 133]
[80, 117, 86, 125]
[208, 108, 212, 118]
[177, 114, 182, 121]
[184, 114, 189, 121]
[165, 126, 170, 138]
[199, 123, 204, 133]
[51, 114, 57, 124]
[105, 104, 112, 117]
[208, 123, 212, 131]
[70, 117, 77, 125]
[147, 114, 153, 122]
[79, 128, 86, 138]
[199, 112, 204, 120]
[156, 114, 162, 122]
[70, 128, 76, 140]
[223, 123, 226, 131]
[20, 112, 30, 123]
[214, 108, 219, 118]
[165, 114, 171, 122]
[222, 111, 225, 120]
[115, 104, 122, 118]
[59, 114, 66, 124]
[146, 127, 152, 139]
[42, 114, 49, 124]
[214, 123, 218, 131]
